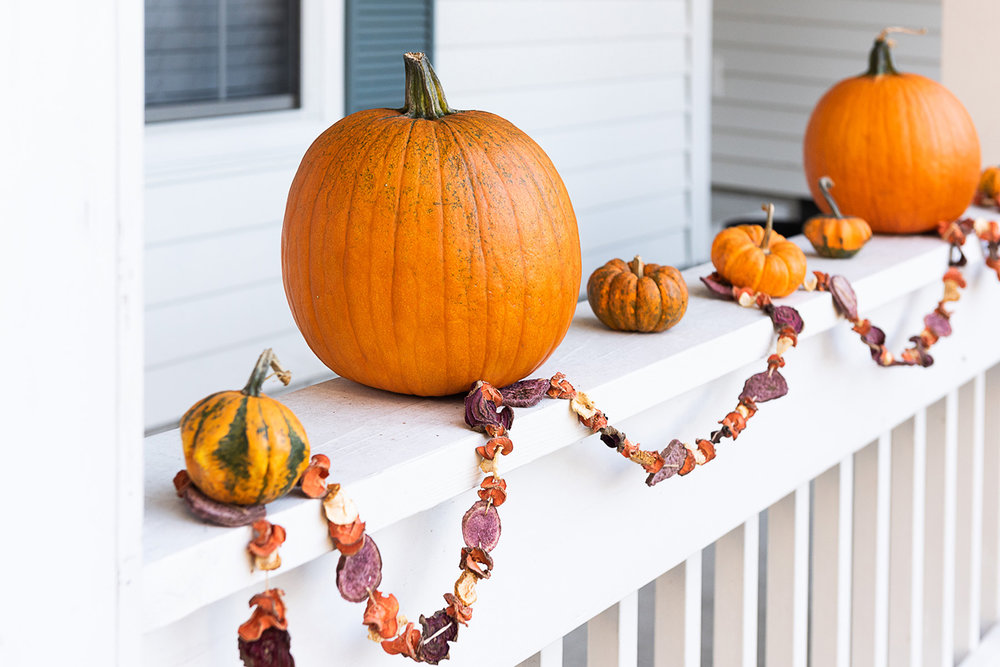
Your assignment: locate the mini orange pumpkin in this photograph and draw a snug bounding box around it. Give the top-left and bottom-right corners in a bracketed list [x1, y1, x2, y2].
[977, 166, 1000, 204]
[803, 177, 872, 258]
[711, 203, 807, 298]
[587, 256, 688, 332]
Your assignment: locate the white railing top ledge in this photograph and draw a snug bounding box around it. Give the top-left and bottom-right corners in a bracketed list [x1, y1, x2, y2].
[143, 210, 993, 631]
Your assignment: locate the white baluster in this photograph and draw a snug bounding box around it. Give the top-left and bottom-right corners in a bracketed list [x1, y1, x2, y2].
[713, 516, 758, 667]
[765, 484, 810, 667]
[852, 438, 890, 667]
[588, 590, 638, 667]
[984, 365, 1000, 629]
[888, 415, 924, 667]
[812, 459, 853, 667]
[654, 558, 695, 667]
[956, 377, 986, 659]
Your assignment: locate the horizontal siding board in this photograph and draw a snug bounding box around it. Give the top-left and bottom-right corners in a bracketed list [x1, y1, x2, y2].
[564, 153, 688, 212]
[713, 131, 803, 168]
[146, 281, 295, 370]
[715, 76, 830, 113]
[714, 18, 942, 60]
[578, 193, 688, 257]
[715, 46, 940, 84]
[145, 223, 282, 307]
[450, 74, 687, 133]
[145, 164, 296, 245]
[437, 0, 687, 45]
[713, 102, 807, 138]
[715, 0, 941, 27]
[439, 37, 686, 93]
[535, 114, 688, 174]
[713, 160, 809, 198]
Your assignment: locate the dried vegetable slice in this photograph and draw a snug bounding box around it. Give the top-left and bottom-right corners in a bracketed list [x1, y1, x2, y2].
[461, 500, 502, 552]
[336, 535, 383, 603]
[419, 610, 459, 665]
[498, 378, 551, 407]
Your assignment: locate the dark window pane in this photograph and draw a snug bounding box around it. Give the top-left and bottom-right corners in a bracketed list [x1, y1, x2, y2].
[145, 0, 300, 122]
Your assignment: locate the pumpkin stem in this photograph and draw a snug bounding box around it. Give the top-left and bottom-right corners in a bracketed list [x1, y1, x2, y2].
[867, 27, 927, 76]
[628, 255, 645, 280]
[243, 348, 288, 397]
[401, 52, 456, 120]
[817, 177, 844, 218]
[760, 203, 775, 254]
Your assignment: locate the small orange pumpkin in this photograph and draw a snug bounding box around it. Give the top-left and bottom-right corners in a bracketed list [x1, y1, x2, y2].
[587, 256, 688, 332]
[803, 177, 872, 258]
[711, 203, 807, 298]
[977, 166, 1000, 204]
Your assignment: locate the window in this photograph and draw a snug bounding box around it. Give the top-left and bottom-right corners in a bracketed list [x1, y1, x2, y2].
[145, 0, 301, 122]
[345, 0, 434, 114]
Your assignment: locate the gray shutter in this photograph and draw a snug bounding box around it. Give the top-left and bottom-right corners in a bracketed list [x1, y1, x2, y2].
[145, 0, 300, 121]
[345, 0, 434, 114]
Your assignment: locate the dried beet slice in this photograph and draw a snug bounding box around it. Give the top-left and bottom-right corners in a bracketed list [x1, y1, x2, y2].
[419, 610, 459, 665]
[700, 272, 735, 299]
[461, 500, 501, 552]
[646, 439, 686, 487]
[739, 370, 788, 404]
[336, 535, 382, 603]
[766, 304, 804, 335]
[498, 378, 550, 407]
[924, 312, 952, 338]
[828, 275, 858, 321]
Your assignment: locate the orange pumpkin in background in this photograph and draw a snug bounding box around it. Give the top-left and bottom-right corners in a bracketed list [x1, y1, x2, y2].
[803, 27, 980, 234]
[711, 203, 807, 298]
[281, 53, 581, 396]
[803, 177, 872, 258]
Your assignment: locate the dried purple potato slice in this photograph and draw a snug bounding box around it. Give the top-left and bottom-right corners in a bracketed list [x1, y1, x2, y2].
[828, 275, 859, 321]
[861, 325, 886, 353]
[238, 627, 295, 667]
[498, 378, 550, 408]
[766, 304, 804, 335]
[599, 425, 626, 449]
[739, 370, 788, 404]
[907, 337, 935, 367]
[419, 610, 459, 665]
[461, 500, 502, 552]
[646, 439, 687, 487]
[464, 385, 514, 432]
[336, 535, 382, 603]
[700, 273, 735, 300]
[924, 312, 952, 338]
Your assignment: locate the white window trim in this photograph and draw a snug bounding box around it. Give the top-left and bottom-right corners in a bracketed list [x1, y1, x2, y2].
[144, 0, 345, 185]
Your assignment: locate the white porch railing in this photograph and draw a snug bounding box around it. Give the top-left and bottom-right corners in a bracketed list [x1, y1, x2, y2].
[142, 217, 1000, 666]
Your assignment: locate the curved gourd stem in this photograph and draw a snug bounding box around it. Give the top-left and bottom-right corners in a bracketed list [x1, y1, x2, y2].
[867, 26, 927, 76]
[401, 52, 456, 120]
[242, 349, 292, 397]
[760, 203, 775, 254]
[818, 177, 844, 218]
[629, 255, 645, 280]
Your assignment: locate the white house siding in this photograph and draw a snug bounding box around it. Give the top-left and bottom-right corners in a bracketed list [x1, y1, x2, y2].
[144, 0, 709, 431]
[712, 0, 942, 198]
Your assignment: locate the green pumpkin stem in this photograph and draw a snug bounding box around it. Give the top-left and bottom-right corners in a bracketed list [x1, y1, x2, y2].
[629, 255, 645, 280]
[401, 52, 456, 120]
[760, 203, 775, 254]
[242, 348, 291, 397]
[818, 176, 844, 218]
[866, 26, 927, 76]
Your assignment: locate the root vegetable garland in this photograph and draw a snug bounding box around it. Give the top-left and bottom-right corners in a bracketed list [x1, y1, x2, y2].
[175, 212, 998, 666]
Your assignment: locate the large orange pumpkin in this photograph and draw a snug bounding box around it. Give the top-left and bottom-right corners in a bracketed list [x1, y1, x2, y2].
[803, 28, 980, 234]
[282, 53, 581, 396]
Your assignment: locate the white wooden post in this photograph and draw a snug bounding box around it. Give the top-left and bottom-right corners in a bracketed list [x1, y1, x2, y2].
[714, 516, 759, 667]
[765, 484, 810, 667]
[588, 591, 639, 667]
[0, 0, 143, 664]
[652, 552, 703, 667]
[984, 365, 1000, 629]
[955, 377, 986, 660]
[812, 458, 853, 667]
[853, 438, 891, 667]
